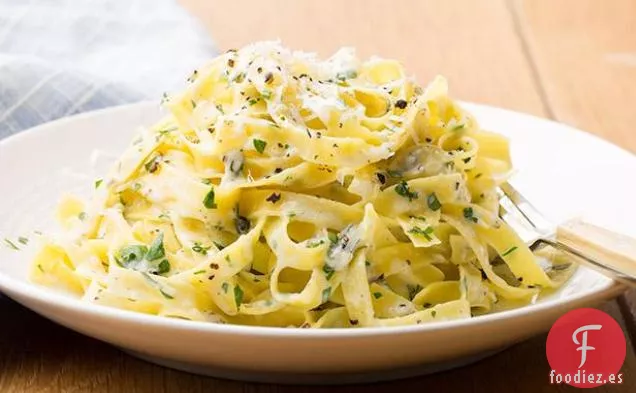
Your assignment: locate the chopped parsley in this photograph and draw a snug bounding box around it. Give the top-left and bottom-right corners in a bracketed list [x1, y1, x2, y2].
[248, 97, 259, 106]
[408, 226, 434, 241]
[395, 181, 418, 201]
[193, 269, 206, 275]
[321, 287, 332, 303]
[203, 187, 217, 209]
[221, 282, 229, 293]
[144, 155, 162, 173]
[215, 104, 224, 114]
[501, 246, 518, 257]
[3, 238, 19, 250]
[336, 70, 357, 81]
[373, 292, 383, 299]
[192, 242, 212, 255]
[327, 231, 338, 244]
[307, 239, 325, 248]
[115, 233, 170, 275]
[159, 289, 174, 300]
[253, 139, 267, 154]
[78, 212, 87, 221]
[322, 264, 335, 280]
[17, 236, 29, 245]
[452, 123, 465, 131]
[431, 310, 437, 318]
[427, 193, 442, 211]
[463, 207, 478, 223]
[234, 285, 244, 307]
[261, 90, 272, 100]
[94, 179, 103, 188]
[407, 284, 423, 301]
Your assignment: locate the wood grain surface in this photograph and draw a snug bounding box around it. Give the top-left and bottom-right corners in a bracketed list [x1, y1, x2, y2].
[2, 0, 635, 391]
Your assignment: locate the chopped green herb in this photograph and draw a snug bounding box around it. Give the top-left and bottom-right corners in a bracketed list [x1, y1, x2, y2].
[78, 212, 87, 221]
[144, 155, 162, 173]
[232, 72, 246, 83]
[501, 246, 518, 257]
[115, 234, 170, 276]
[395, 181, 418, 201]
[156, 259, 171, 275]
[159, 289, 174, 299]
[373, 292, 383, 299]
[452, 124, 465, 131]
[192, 243, 211, 255]
[234, 285, 244, 307]
[261, 90, 272, 100]
[462, 157, 471, 164]
[193, 270, 206, 275]
[408, 226, 435, 241]
[407, 284, 423, 301]
[322, 264, 335, 280]
[365, 260, 371, 267]
[215, 104, 224, 114]
[463, 207, 478, 223]
[201, 178, 212, 185]
[221, 282, 229, 293]
[132, 183, 142, 191]
[307, 240, 325, 248]
[116, 245, 147, 267]
[213, 241, 225, 250]
[191, 100, 197, 109]
[253, 139, 267, 154]
[18, 236, 29, 245]
[427, 193, 441, 211]
[248, 97, 259, 106]
[336, 70, 357, 81]
[146, 233, 165, 261]
[431, 310, 437, 318]
[203, 187, 217, 209]
[37, 264, 44, 272]
[327, 231, 338, 244]
[321, 287, 332, 303]
[550, 264, 572, 271]
[95, 179, 103, 188]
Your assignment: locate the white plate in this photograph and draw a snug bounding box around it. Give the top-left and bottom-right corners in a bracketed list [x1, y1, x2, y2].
[0, 102, 632, 384]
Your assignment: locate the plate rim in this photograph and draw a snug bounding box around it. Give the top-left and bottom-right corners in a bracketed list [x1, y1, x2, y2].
[0, 100, 629, 338]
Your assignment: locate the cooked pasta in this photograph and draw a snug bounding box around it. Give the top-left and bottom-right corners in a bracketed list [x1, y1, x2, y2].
[30, 42, 574, 327]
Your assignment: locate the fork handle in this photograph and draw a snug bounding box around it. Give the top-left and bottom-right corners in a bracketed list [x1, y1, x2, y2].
[556, 218, 636, 284]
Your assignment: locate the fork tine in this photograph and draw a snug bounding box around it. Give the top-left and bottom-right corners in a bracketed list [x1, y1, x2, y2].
[499, 181, 553, 234]
[497, 190, 543, 245]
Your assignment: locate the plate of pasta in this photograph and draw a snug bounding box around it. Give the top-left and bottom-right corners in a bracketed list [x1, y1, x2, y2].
[0, 42, 632, 384]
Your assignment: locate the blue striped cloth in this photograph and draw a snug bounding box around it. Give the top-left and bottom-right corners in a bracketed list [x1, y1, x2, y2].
[0, 0, 217, 140]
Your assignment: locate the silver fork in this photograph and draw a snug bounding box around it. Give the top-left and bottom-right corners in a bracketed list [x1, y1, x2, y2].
[498, 181, 636, 286]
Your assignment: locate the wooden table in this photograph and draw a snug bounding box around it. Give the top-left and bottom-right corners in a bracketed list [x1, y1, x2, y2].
[2, 0, 635, 391]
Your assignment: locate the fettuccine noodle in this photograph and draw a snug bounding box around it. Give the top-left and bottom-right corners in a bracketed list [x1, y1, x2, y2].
[30, 42, 574, 327]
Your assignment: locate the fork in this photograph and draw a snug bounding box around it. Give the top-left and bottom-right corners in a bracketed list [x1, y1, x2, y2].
[498, 181, 636, 286]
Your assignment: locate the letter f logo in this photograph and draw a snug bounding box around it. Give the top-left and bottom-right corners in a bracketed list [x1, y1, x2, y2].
[572, 324, 602, 368]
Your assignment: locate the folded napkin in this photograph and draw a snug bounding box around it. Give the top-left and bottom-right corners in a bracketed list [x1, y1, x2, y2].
[0, 0, 217, 140]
